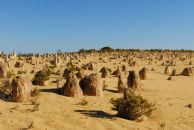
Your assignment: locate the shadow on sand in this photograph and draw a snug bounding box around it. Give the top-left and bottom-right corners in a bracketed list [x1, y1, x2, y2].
[40, 87, 63, 95]
[74, 110, 115, 119]
[104, 88, 118, 93]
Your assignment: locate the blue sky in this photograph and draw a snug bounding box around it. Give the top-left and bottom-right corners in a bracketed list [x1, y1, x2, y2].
[0, 0, 194, 53]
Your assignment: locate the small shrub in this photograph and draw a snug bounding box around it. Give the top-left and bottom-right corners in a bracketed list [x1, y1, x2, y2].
[110, 93, 156, 120]
[32, 70, 50, 86]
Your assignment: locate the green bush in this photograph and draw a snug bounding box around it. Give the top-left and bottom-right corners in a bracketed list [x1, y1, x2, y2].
[32, 70, 50, 86]
[110, 94, 156, 120]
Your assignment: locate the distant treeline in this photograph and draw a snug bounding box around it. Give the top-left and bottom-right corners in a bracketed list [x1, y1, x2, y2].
[78, 47, 194, 53]
[2, 47, 194, 57]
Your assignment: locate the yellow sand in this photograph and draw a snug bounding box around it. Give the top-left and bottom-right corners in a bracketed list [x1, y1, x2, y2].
[0, 57, 194, 130]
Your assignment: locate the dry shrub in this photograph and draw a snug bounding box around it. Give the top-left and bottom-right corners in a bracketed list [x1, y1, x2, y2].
[110, 92, 156, 120]
[32, 70, 50, 86]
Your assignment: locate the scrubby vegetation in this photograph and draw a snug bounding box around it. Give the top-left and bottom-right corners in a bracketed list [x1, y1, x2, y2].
[32, 70, 50, 86]
[110, 93, 156, 120]
[76, 47, 194, 54]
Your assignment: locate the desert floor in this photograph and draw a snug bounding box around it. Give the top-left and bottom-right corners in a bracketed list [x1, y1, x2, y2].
[0, 57, 194, 130]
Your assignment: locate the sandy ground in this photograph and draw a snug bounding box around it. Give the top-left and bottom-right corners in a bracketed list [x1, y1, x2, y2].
[0, 57, 194, 130]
